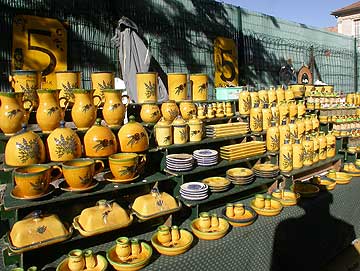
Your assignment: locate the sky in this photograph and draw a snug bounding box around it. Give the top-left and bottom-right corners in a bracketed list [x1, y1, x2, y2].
[220, 0, 357, 28]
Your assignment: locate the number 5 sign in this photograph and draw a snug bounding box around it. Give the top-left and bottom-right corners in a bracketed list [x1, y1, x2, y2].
[12, 15, 67, 88]
[214, 37, 238, 87]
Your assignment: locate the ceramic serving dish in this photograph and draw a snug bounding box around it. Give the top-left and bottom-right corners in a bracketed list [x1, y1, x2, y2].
[226, 168, 254, 177]
[271, 190, 300, 206]
[253, 163, 279, 172]
[326, 171, 352, 185]
[343, 163, 360, 177]
[107, 242, 152, 271]
[290, 183, 320, 197]
[151, 229, 193, 256]
[56, 254, 108, 271]
[250, 198, 283, 216]
[190, 217, 229, 240]
[221, 206, 258, 227]
[202, 177, 230, 187]
[311, 178, 337, 191]
[220, 150, 266, 161]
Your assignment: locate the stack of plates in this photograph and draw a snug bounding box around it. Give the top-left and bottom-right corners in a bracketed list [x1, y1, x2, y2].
[166, 154, 194, 172]
[220, 141, 266, 161]
[202, 177, 231, 192]
[206, 122, 249, 138]
[226, 168, 255, 185]
[193, 149, 218, 166]
[252, 163, 280, 178]
[180, 182, 209, 200]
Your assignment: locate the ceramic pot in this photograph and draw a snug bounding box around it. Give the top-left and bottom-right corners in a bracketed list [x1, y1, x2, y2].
[118, 116, 149, 152]
[312, 132, 319, 163]
[207, 104, 215, 118]
[91, 71, 115, 104]
[36, 89, 65, 133]
[250, 103, 263, 132]
[296, 117, 305, 142]
[172, 115, 188, 144]
[102, 89, 128, 127]
[67, 249, 85, 271]
[171, 226, 180, 242]
[71, 89, 101, 130]
[179, 100, 196, 120]
[279, 101, 289, 124]
[84, 118, 118, 157]
[225, 101, 233, 117]
[254, 194, 265, 209]
[276, 86, 285, 103]
[289, 119, 298, 144]
[262, 103, 272, 131]
[292, 138, 304, 169]
[157, 225, 171, 244]
[288, 100, 297, 120]
[234, 203, 245, 217]
[168, 73, 187, 102]
[56, 71, 81, 107]
[311, 114, 319, 131]
[136, 72, 157, 103]
[225, 203, 234, 218]
[271, 102, 280, 126]
[266, 121, 280, 152]
[197, 104, 206, 119]
[347, 93, 355, 104]
[161, 100, 180, 122]
[109, 153, 146, 180]
[47, 121, 82, 162]
[297, 100, 306, 118]
[9, 70, 40, 109]
[215, 102, 225, 118]
[304, 114, 313, 134]
[303, 135, 314, 166]
[289, 84, 305, 98]
[0, 92, 33, 135]
[250, 91, 260, 109]
[198, 212, 211, 232]
[131, 238, 141, 257]
[191, 74, 208, 101]
[140, 102, 161, 124]
[210, 214, 219, 228]
[268, 87, 277, 105]
[84, 249, 96, 269]
[13, 164, 62, 198]
[5, 125, 46, 166]
[284, 87, 294, 101]
[326, 131, 336, 158]
[154, 117, 172, 146]
[318, 131, 327, 160]
[279, 120, 290, 146]
[279, 139, 293, 172]
[188, 115, 203, 142]
[258, 90, 268, 108]
[115, 237, 131, 259]
[238, 89, 251, 116]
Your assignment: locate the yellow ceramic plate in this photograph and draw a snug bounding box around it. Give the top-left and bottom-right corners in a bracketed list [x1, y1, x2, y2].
[226, 168, 253, 178]
[103, 172, 140, 184]
[253, 163, 279, 172]
[207, 122, 248, 128]
[220, 145, 266, 153]
[73, 215, 133, 237]
[59, 181, 99, 192]
[220, 141, 265, 151]
[271, 190, 300, 206]
[56, 254, 108, 271]
[202, 177, 230, 187]
[250, 199, 283, 216]
[10, 184, 55, 200]
[190, 218, 229, 240]
[326, 172, 352, 185]
[220, 150, 266, 161]
[290, 183, 320, 197]
[151, 229, 193, 256]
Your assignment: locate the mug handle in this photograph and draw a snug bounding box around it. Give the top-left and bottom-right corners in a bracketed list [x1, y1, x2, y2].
[93, 95, 102, 107]
[49, 165, 63, 181]
[94, 160, 105, 175]
[136, 154, 147, 174]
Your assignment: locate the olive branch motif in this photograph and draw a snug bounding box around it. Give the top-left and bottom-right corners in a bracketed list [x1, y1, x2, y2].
[190, 130, 201, 137]
[242, 97, 251, 112]
[319, 147, 327, 156]
[163, 136, 171, 144]
[151, 111, 160, 118]
[16, 138, 41, 163]
[303, 149, 313, 162]
[252, 115, 263, 130]
[81, 104, 93, 113]
[6, 109, 21, 119]
[93, 139, 115, 152]
[118, 165, 136, 176]
[47, 106, 59, 116]
[20, 82, 37, 103]
[37, 225, 47, 234]
[127, 132, 146, 147]
[97, 80, 113, 90]
[168, 109, 178, 118]
[79, 173, 92, 185]
[144, 81, 156, 98]
[198, 83, 208, 94]
[30, 176, 47, 192]
[179, 130, 186, 141]
[53, 134, 78, 158]
[62, 82, 77, 100]
[109, 103, 122, 111]
[270, 134, 280, 150]
[175, 83, 186, 95]
[282, 152, 293, 169]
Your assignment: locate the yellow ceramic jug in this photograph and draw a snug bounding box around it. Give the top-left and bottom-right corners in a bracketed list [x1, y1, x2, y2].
[188, 115, 203, 142]
[326, 131, 336, 158]
[292, 138, 304, 169]
[279, 119, 290, 146]
[238, 88, 251, 116]
[266, 120, 280, 153]
[71, 89, 101, 130]
[118, 116, 149, 152]
[190, 74, 208, 101]
[168, 73, 187, 102]
[0, 92, 33, 135]
[140, 102, 161, 124]
[304, 114, 313, 134]
[288, 100, 297, 120]
[311, 114, 319, 131]
[136, 72, 157, 103]
[250, 102, 263, 133]
[91, 71, 115, 104]
[268, 87, 277, 105]
[154, 117, 172, 146]
[67, 249, 85, 271]
[289, 119, 298, 144]
[297, 100, 306, 118]
[276, 85, 285, 103]
[271, 102, 280, 126]
[36, 89, 66, 133]
[318, 131, 327, 160]
[303, 134, 314, 166]
[172, 115, 188, 144]
[102, 89, 128, 128]
[161, 100, 180, 122]
[262, 103, 272, 131]
[250, 91, 260, 109]
[296, 117, 305, 142]
[56, 71, 81, 107]
[258, 89, 268, 108]
[179, 100, 196, 120]
[284, 86, 294, 101]
[279, 101, 289, 124]
[279, 138, 293, 172]
[312, 132, 319, 163]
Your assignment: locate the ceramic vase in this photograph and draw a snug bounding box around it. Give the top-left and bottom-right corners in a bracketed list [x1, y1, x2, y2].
[168, 73, 187, 102]
[102, 89, 128, 127]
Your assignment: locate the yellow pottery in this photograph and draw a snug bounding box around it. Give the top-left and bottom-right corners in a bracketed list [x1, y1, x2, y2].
[115, 237, 131, 259]
[67, 249, 85, 271]
[303, 134, 314, 166]
[288, 100, 297, 120]
[296, 117, 305, 142]
[292, 138, 304, 169]
[118, 116, 149, 152]
[161, 100, 180, 122]
[56, 71, 81, 106]
[318, 131, 327, 160]
[172, 115, 188, 144]
[102, 89, 128, 128]
[276, 85, 285, 103]
[190, 74, 208, 101]
[157, 225, 172, 245]
[312, 132, 319, 163]
[136, 72, 157, 103]
[197, 104, 206, 119]
[279, 138, 293, 172]
[36, 89, 65, 133]
[140, 102, 161, 124]
[271, 102, 280, 126]
[84, 118, 118, 157]
[250, 91, 260, 109]
[151, 228, 193, 256]
[279, 101, 289, 124]
[311, 114, 319, 131]
[188, 115, 203, 142]
[238, 88, 251, 116]
[71, 89, 101, 130]
[262, 103, 272, 131]
[289, 84, 305, 98]
[109, 153, 145, 180]
[288, 119, 298, 144]
[5, 125, 46, 166]
[346, 93, 355, 104]
[304, 114, 313, 134]
[323, 85, 334, 94]
[304, 85, 314, 97]
[0, 92, 33, 135]
[284, 87, 294, 101]
[47, 121, 82, 162]
[326, 131, 336, 158]
[9, 70, 40, 109]
[268, 87, 277, 105]
[279, 120, 290, 146]
[91, 71, 115, 104]
[154, 117, 172, 146]
[297, 100, 306, 118]
[84, 250, 97, 269]
[258, 89, 269, 108]
[179, 100, 196, 120]
[168, 73, 187, 102]
[266, 120, 280, 153]
[315, 85, 325, 94]
[250, 102, 263, 133]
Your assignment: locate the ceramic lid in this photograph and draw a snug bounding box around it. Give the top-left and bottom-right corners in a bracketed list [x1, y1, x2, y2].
[155, 117, 171, 128]
[188, 115, 202, 125]
[172, 115, 186, 126]
[132, 192, 178, 217]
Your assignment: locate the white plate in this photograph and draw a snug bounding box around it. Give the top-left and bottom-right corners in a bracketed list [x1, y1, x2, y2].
[180, 194, 209, 201]
[180, 182, 208, 192]
[193, 149, 218, 157]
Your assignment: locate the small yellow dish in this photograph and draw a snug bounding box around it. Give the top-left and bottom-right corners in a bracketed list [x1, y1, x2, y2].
[151, 229, 193, 256]
[250, 198, 283, 216]
[326, 171, 352, 185]
[226, 168, 253, 178]
[221, 207, 258, 227]
[56, 254, 108, 271]
[190, 218, 229, 240]
[253, 163, 279, 172]
[311, 178, 337, 191]
[202, 177, 230, 187]
[271, 190, 300, 206]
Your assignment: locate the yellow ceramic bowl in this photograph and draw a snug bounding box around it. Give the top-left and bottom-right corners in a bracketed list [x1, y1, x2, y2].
[253, 163, 279, 172]
[151, 229, 193, 256]
[202, 177, 230, 187]
[190, 218, 229, 240]
[271, 190, 300, 206]
[221, 206, 258, 227]
[106, 242, 152, 271]
[326, 171, 352, 185]
[56, 254, 108, 271]
[290, 183, 320, 197]
[226, 168, 253, 177]
[313, 179, 337, 191]
[250, 199, 283, 216]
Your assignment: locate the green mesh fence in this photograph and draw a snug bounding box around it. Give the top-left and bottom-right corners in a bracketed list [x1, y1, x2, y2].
[0, 0, 357, 94]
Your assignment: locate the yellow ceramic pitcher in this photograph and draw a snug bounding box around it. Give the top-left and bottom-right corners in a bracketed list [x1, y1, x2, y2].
[190, 74, 208, 101]
[168, 73, 187, 102]
[102, 89, 128, 128]
[91, 71, 115, 104]
[56, 71, 81, 107]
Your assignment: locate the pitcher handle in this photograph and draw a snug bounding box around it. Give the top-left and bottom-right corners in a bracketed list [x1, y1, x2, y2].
[49, 165, 63, 181]
[121, 95, 130, 107]
[94, 160, 105, 175]
[136, 154, 147, 174]
[93, 95, 102, 107]
[22, 99, 34, 122]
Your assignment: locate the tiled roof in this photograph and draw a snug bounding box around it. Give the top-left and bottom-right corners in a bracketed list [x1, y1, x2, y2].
[332, 1, 360, 16]
[324, 26, 338, 33]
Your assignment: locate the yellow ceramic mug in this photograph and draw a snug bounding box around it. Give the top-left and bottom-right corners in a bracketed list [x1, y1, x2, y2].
[91, 71, 115, 104]
[190, 74, 208, 101]
[13, 164, 62, 198]
[168, 73, 187, 102]
[62, 158, 104, 189]
[109, 153, 146, 180]
[56, 71, 81, 107]
[136, 72, 157, 103]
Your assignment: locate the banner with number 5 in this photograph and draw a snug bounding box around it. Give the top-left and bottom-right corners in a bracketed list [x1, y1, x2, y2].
[12, 15, 67, 89]
[214, 37, 238, 88]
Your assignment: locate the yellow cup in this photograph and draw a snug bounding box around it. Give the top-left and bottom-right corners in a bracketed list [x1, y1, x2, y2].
[14, 164, 62, 198]
[109, 153, 146, 180]
[136, 72, 157, 103]
[168, 73, 187, 102]
[91, 71, 115, 104]
[62, 158, 104, 189]
[190, 74, 208, 101]
[56, 71, 81, 106]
